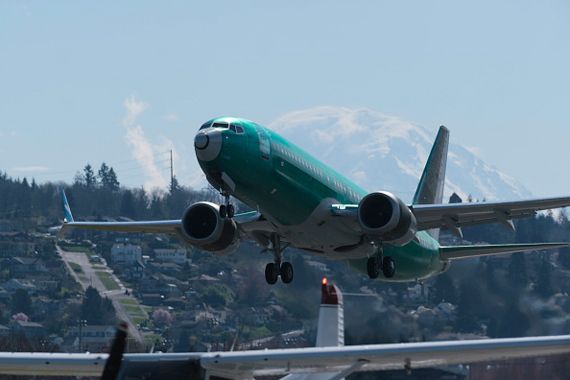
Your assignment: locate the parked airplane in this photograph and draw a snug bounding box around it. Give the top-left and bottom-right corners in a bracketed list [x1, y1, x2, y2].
[1, 279, 570, 379]
[61, 118, 570, 284]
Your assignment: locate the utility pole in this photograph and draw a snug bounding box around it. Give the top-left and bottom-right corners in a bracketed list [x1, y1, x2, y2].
[78, 319, 87, 352]
[170, 149, 174, 193]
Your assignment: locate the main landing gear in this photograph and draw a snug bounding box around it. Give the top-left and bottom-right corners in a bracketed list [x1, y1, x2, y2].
[219, 192, 235, 219]
[264, 235, 293, 285]
[367, 247, 395, 279]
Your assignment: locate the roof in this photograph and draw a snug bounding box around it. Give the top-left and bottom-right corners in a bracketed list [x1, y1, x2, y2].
[15, 321, 44, 328]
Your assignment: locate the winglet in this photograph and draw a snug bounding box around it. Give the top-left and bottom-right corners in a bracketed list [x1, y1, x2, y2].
[61, 190, 74, 223]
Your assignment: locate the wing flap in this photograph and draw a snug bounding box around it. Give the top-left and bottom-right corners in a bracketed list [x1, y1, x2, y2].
[440, 242, 569, 260]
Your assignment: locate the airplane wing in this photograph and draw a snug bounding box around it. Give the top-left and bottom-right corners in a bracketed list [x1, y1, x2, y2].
[58, 190, 274, 239]
[1, 335, 570, 378]
[332, 196, 570, 238]
[411, 197, 570, 232]
[440, 242, 570, 260]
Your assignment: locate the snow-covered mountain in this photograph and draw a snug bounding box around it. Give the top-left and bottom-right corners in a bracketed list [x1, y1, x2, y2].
[269, 106, 532, 202]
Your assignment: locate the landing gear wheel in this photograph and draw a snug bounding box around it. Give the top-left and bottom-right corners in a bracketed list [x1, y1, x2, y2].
[280, 262, 294, 284]
[219, 205, 227, 218]
[367, 257, 380, 279]
[227, 204, 235, 218]
[265, 263, 279, 285]
[382, 256, 396, 278]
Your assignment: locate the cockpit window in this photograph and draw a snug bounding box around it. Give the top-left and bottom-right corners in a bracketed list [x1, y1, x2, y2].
[199, 122, 212, 130]
[228, 124, 245, 134]
[212, 122, 229, 129]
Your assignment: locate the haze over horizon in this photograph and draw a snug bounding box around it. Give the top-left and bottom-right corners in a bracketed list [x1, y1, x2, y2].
[1, 1, 569, 197]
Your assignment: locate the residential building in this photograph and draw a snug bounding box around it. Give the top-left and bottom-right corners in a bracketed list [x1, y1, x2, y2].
[10, 320, 46, 338]
[110, 243, 142, 265]
[67, 325, 116, 353]
[154, 248, 188, 264]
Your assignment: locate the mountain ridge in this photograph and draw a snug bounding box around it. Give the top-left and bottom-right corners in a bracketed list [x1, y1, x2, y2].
[269, 106, 532, 202]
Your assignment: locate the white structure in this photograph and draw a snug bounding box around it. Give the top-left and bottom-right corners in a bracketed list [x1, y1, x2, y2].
[315, 277, 344, 347]
[154, 249, 188, 264]
[110, 244, 142, 265]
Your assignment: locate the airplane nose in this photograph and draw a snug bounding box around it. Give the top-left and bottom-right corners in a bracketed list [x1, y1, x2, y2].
[194, 133, 209, 150]
[194, 129, 222, 162]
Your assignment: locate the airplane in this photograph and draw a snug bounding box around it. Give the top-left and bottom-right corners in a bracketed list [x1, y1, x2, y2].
[60, 118, 570, 284]
[1, 278, 570, 379]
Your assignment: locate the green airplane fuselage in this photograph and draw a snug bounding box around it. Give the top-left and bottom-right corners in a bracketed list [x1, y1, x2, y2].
[196, 117, 444, 281]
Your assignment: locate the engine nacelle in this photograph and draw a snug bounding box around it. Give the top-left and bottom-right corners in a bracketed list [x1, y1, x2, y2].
[357, 191, 417, 246]
[180, 202, 239, 254]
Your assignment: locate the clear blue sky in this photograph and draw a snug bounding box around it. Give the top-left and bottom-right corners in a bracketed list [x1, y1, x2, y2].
[1, 1, 569, 195]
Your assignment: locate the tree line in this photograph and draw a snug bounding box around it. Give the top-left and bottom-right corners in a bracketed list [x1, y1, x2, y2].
[0, 163, 218, 227]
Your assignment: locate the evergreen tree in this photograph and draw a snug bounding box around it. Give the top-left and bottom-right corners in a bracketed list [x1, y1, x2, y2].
[508, 253, 528, 290]
[120, 190, 136, 218]
[97, 163, 110, 186]
[83, 164, 97, 188]
[106, 168, 120, 191]
[81, 286, 115, 324]
[558, 247, 570, 269]
[455, 281, 483, 332]
[496, 300, 530, 338]
[97, 163, 120, 191]
[535, 254, 553, 299]
[431, 272, 456, 304]
[11, 289, 32, 315]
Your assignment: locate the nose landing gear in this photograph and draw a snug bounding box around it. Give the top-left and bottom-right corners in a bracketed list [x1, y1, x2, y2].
[264, 235, 294, 285]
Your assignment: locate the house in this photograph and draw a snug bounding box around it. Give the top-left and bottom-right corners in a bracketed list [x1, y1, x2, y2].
[160, 283, 183, 297]
[147, 262, 182, 275]
[2, 279, 36, 294]
[140, 293, 163, 306]
[154, 248, 188, 264]
[110, 243, 142, 265]
[10, 320, 46, 338]
[8, 257, 47, 276]
[35, 279, 60, 294]
[123, 259, 145, 281]
[0, 287, 11, 302]
[67, 325, 116, 353]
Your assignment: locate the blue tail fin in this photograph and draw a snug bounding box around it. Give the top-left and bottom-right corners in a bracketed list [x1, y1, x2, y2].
[61, 190, 74, 223]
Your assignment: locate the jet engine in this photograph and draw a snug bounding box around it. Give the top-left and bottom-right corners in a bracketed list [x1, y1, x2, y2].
[357, 191, 417, 246]
[181, 202, 239, 254]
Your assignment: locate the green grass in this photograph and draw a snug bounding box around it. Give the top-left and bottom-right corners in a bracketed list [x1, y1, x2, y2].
[69, 262, 83, 273]
[95, 271, 120, 291]
[123, 305, 143, 313]
[119, 298, 138, 306]
[143, 333, 163, 348]
[130, 314, 148, 326]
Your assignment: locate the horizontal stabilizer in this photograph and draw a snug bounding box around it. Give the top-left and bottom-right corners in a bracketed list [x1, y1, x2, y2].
[440, 242, 569, 260]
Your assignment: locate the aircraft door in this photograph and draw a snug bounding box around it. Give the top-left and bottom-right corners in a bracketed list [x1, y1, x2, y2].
[256, 128, 271, 160]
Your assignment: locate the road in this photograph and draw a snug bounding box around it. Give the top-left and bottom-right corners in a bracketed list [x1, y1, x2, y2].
[57, 245, 145, 346]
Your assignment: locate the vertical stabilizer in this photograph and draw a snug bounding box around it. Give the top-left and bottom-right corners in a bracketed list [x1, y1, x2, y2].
[412, 126, 449, 240]
[316, 278, 344, 347]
